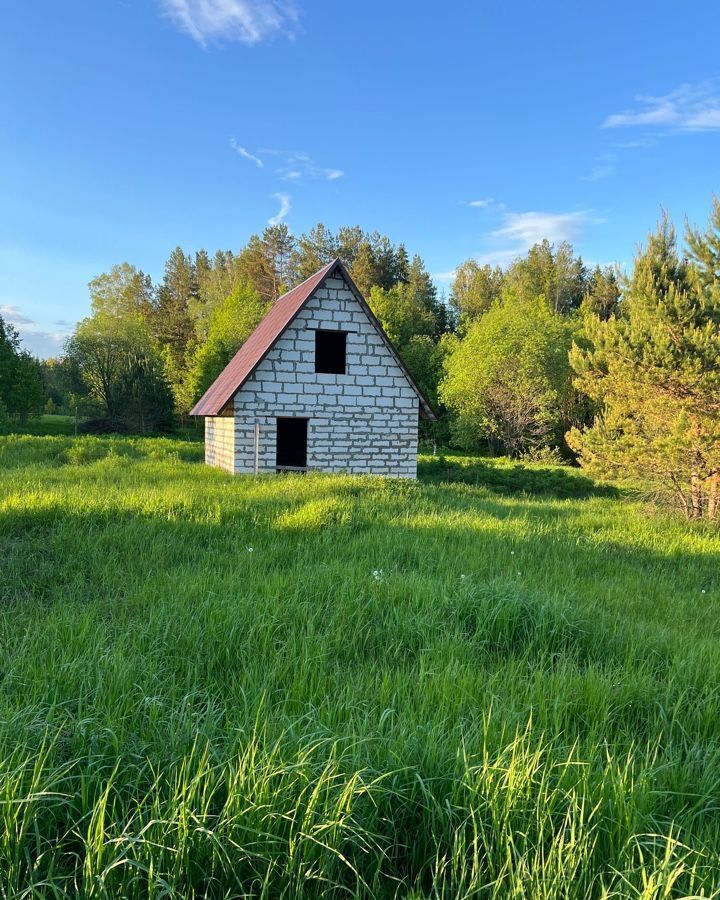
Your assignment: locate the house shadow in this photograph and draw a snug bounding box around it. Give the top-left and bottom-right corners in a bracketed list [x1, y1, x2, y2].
[418, 456, 619, 501]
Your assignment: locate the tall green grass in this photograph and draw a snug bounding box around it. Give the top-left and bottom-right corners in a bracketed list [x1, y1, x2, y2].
[1, 434, 719, 897]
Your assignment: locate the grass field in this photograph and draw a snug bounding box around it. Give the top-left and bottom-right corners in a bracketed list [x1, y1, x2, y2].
[2, 433, 720, 898]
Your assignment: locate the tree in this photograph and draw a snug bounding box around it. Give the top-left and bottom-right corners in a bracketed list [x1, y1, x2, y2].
[154, 247, 196, 367]
[568, 209, 720, 520]
[291, 224, 338, 281]
[40, 357, 81, 413]
[66, 310, 172, 432]
[88, 263, 155, 322]
[440, 295, 577, 456]
[191, 250, 242, 339]
[182, 280, 270, 407]
[450, 260, 504, 324]
[368, 282, 438, 347]
[394, 244, 410, 283]
[582, 265, 620, 320]
[350, 241, 380, 299]
[335, 226, 365, 268]
[0, 316, 43, 422]
[505, 240, 588, 313]
[371, 234, 400, 290]
[232, 226, 296, 303]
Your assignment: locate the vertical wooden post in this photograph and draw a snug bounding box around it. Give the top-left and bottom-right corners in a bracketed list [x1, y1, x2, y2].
[254, 422, 260, 475]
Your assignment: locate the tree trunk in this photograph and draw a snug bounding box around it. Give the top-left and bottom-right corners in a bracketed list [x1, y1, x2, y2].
[708, 474, 719, 523]
[690, 470, 703, 520]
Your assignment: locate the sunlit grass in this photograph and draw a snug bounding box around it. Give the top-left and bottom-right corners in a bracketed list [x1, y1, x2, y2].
[1, 434, 720, 896]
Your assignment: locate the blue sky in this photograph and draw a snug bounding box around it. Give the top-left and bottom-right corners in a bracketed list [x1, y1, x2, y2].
[2, 0, 719, 357]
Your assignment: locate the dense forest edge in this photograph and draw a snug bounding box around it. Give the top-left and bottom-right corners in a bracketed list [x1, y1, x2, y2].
[2, 197, 720, 519]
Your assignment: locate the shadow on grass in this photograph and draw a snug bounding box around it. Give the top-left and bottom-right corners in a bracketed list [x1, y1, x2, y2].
[418, 456, 619, 500]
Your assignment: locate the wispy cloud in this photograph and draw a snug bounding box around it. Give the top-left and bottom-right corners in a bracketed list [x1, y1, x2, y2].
[266, 150, 344, 182]
[581, 153, 617, 182]
[603, 81, 720, 132]
[464, 198, 494, 208]
[160, 0, 299, 48]
[432, 206, 603, 283]
[491, 209, 601, 248]
[268, 192, 291, 225]
[230, 138, 263, 167]
[230, 145, 344, 181]
[613, 139, 655, 149]
[582, 164, 616, 181]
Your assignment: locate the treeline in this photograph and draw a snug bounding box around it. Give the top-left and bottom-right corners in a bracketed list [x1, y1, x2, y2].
[442, 199, 720, 520]
[4, 199, 720, 520]
[0, 318, 43, 422]
[29, 224, 449, 433]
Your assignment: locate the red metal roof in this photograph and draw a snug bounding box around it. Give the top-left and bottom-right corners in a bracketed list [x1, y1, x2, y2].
[190, 260, 336, 416]
[190, 258, 435, 419]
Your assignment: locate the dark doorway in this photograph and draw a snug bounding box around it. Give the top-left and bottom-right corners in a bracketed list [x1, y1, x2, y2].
[276, 417, 308, 469]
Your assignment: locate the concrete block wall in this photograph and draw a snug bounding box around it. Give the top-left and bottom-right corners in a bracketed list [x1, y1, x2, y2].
[226, 273, 420, 478]
[204, 416, 235, 473]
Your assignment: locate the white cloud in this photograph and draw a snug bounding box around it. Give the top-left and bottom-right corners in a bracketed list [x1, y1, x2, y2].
[268, 192, 291, 225]
[324, 168, 344, 181]
[603, 81, 720, 132]
[465, 198, 493, 208]
[160, 0, 299, 48]
[230, 139, 263, 167]
[433, 206, 603, 282]
[0, 303, 35, 327]
[491, 209, 600, 248]
[431, 270, 457, 282]
[0, 304, 74, 359]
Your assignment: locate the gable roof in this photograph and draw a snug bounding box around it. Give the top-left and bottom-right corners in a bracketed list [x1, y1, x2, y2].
[190, 258, 436, 419]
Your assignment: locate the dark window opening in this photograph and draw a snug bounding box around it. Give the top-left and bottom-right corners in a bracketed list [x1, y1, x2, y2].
[276, 417, 308, 470]
[315, 329, 347, 374]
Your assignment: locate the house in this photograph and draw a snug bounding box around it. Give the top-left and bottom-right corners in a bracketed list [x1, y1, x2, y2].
[190, 258, 435, 477]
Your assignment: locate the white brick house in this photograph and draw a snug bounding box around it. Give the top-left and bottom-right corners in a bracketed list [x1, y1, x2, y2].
[191, 258, 435, 478]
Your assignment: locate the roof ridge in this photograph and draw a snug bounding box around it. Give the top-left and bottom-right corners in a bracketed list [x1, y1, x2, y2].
[190, 257, 436, 420]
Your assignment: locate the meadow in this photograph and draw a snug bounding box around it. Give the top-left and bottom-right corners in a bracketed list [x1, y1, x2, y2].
[1, 433, 720, 898]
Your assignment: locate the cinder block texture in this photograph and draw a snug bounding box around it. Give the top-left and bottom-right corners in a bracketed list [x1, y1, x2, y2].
[204, 273, 420, 478]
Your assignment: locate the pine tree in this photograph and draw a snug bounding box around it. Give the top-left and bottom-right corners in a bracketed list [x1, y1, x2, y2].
[262, 224, 295, 298]
[154, 248, 196, 366]
[568, 210, 720, 520]
[581, 265, 620, 320]
[350, 241, 380, 298]
[291, 224, 338, 280]
[336, 226, 365, 268]
[394, 244, 410, 283]
[371, 234, 398, 290]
